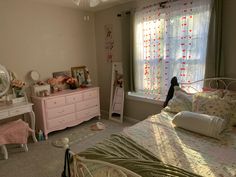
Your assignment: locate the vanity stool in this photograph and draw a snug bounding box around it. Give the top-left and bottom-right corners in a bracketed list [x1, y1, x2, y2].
[0, 119, 32, 160]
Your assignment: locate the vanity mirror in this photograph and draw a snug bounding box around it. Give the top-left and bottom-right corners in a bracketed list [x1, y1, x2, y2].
[109, 62, 124, 123]
[0, 64, 10, 98]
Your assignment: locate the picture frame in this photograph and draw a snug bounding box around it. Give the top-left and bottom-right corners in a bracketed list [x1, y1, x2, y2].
[52, 71, 71, 90]
[52, 71, 71, 78]
[71, 66, 88, 87]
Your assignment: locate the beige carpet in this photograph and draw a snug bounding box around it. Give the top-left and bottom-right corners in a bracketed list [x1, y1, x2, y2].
[0, 117, 135, 177]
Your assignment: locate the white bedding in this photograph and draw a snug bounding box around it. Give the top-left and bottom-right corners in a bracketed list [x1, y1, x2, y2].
[123, 111, 236, 177]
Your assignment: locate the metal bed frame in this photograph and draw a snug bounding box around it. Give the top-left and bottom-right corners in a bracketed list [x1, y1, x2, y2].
[180, 77, 236, 92]
[68, 77, 236, 177]
[68, 150, 141, 177]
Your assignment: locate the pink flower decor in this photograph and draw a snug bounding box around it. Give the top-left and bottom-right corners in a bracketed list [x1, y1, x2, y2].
[66, 77, 77, 85]
[11, 79, 26, 89]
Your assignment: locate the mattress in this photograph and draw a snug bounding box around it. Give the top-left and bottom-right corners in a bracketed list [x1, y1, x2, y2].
[122, 111, 236, 177]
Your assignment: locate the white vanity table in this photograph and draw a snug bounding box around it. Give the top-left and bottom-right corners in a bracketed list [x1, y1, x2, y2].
[0, 64, 37, 159]
[0, 102, 37, 142]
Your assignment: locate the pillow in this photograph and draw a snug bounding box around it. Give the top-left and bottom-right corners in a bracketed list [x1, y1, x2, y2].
[172, 111, 227, 139]
[174, 86, 193, 102]
[164, 97, 192, 113]
[197, 89, 224, 98]
[224, 90, 236, 100]
[164, 86, 193, 113]
[192, 94, 231, 120]
[227, 100, 236, 126]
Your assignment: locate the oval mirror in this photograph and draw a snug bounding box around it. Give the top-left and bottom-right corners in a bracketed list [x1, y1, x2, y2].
[30, 70, 40, 82]
[0, 64, 10, 97]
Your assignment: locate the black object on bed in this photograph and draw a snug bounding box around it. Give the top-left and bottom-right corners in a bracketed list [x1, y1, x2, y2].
[163, 76, 179, 108]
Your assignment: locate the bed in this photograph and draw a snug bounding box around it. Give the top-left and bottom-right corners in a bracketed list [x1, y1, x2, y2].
[68, 78, 236, 177]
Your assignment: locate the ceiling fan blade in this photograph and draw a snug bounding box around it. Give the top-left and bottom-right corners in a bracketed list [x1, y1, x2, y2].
[90, 0, 100, 7]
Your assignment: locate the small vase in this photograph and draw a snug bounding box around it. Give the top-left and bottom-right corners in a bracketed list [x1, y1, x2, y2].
[14, 88, 23, 98]
[69, 84, 77, 90]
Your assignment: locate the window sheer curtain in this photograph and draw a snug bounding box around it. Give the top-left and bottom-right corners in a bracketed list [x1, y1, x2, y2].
[133, 0, 212, 100]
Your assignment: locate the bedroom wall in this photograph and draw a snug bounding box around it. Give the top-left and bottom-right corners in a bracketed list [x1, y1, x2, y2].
[94, 2, 162, 121]
[222, 0, 236, 79]
[0, 0, 97, 85]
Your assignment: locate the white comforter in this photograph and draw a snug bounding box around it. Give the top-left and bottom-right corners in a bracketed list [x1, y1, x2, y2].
[123, 111, 236, 177]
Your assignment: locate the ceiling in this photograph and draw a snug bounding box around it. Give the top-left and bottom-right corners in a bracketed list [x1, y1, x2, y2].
[30, 0, 137, 12]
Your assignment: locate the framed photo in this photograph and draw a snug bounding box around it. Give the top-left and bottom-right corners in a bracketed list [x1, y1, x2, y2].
[52, 71, 71, 78]
[71, 66, 88, 87]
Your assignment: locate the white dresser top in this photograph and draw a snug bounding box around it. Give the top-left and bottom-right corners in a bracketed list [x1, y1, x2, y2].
[31, 86, 98, 100]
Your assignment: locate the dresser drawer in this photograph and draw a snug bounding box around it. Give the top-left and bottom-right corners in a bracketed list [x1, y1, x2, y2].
[46, 104, 75, 119]
[76, 98, 98, 111]
[76, 106, 99, 120]
[83, 90, 98, 100]
[66, 94, 83, 104]
[47, 113, 75, 129]
[45, 97, 65, 109]
[9, 106, 32, 117]
[0, 111, 9, 119]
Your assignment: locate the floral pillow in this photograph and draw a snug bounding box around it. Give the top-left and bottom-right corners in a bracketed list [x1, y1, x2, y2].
[192, 94, 231, 122]
[197, 89, 224, 98]
[226, 100, 236, 126]
[224, 90, 236, 100]
[222, 90, 236, 126]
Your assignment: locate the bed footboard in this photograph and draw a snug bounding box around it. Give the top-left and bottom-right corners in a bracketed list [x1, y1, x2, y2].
[69, 151, 141, 177]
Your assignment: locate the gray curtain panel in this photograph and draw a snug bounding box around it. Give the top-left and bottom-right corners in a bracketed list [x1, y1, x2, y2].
[129, 11, 135, 92]
[205, 0, 224, 78]
[121, 10, 135, 92]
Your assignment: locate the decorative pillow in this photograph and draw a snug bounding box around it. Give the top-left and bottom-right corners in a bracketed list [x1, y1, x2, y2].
[174, 86, 193, 102]
[224, 90, 236, 100]
[197, 89, 224, 98]
[164, 97, 192, 113]
[227, 100, 236, 126]
[192, 94, 231, 120]
[164, 86, 193, 113]
[172, 111, 227, 139]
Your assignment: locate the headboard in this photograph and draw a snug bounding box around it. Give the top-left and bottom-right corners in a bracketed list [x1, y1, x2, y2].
[179, 77, 236, 93]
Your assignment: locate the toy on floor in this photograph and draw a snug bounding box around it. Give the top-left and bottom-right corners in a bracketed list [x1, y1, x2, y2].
[90, 122, 106, 131]
[52, 137, 69, 149]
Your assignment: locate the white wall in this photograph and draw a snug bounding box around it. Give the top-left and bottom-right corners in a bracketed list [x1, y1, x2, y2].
[222, 0, 236, 79]
[0, 0, 97, 85]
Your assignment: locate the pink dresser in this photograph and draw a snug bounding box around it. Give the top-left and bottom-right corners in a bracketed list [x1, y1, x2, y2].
[31, 87, 100, 139]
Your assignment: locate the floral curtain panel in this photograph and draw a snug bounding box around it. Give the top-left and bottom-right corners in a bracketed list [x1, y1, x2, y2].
[133, 0, 212, 99]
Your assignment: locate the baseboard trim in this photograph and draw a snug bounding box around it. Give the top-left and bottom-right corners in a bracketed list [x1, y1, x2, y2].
[124, 116, 140, 123]
[100, 109, 139, 123]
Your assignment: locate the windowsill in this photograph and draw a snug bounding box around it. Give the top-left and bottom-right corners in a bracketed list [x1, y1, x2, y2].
[126, 92, 164, 105]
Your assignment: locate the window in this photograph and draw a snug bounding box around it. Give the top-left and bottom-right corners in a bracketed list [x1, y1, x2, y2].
[133, 0, 212, 100]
